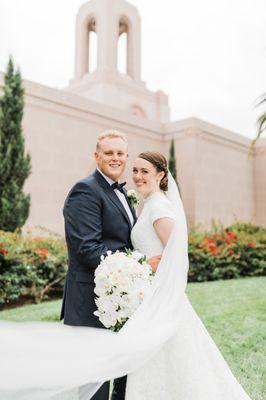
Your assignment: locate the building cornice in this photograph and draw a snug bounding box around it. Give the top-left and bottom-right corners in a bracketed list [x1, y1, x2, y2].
[0, 72, 164, 141]
[163, 117, 254, 153]
[1, 72, 263, 152]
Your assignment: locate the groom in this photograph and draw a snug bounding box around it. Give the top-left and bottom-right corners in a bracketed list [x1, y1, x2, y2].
[60, 130, 137, 400]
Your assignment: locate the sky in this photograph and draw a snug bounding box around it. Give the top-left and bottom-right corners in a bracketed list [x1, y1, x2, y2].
[0, 0, 265, 138]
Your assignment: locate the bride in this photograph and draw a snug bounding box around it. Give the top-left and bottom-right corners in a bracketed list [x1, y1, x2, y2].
[0, 152, 252, 400]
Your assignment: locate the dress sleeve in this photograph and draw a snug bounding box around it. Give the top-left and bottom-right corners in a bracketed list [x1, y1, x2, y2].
[149, 198, 176, 225]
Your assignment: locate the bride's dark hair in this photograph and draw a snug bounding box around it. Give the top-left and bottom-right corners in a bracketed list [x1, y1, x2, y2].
[138, 151, 168, 191]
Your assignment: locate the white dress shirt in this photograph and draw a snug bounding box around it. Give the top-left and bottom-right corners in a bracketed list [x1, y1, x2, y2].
[97, 168, 134, 226]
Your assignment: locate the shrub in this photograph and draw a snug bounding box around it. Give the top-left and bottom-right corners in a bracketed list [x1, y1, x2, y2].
[0, 222, 265, 308]
[0, 230, 67, 307]
[188, 223, 266, 282]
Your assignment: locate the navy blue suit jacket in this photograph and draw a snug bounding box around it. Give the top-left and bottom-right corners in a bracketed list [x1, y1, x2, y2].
[60, 170, 137, 327]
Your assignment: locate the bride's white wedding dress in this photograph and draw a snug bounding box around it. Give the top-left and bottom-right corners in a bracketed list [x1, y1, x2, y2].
[0, 174, 253, 400]
[126, 190, 251, 399]
[126, 190, 180, 399]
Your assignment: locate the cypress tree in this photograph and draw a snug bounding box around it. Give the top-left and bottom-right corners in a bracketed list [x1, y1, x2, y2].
[168, 138, 181, 193]
[169, 138, 177, 181]
[0, 57, 31, 231]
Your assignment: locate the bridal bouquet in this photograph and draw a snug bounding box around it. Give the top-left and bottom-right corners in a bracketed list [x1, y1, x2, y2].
[94, 250, 153, 331]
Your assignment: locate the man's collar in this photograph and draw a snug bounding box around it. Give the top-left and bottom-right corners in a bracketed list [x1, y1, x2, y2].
[97, 168, 116, 186]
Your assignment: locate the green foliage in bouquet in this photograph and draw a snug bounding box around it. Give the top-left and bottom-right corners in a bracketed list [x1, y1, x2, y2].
[0, 230, 67, 307]
[0, 57, 31, 232]
[188, 223, 266, 282]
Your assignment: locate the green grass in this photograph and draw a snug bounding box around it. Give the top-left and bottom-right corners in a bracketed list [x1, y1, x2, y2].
[186, 277, 266, 400]
[1, 277, 265, 400]
[0, 299, 61, 322]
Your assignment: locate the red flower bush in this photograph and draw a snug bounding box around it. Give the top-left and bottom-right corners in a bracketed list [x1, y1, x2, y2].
[39, 249, 48, 257]
[188, 222, 266, 282]
[0, 222, 265, 308]
[0, 231, 67, 308]
[226, 231, 237, 240]
[0, 249, 8, 255]
[200, 230, 238, 257]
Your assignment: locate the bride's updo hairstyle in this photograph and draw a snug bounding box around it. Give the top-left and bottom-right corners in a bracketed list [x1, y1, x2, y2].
[138, 151, 168, 191]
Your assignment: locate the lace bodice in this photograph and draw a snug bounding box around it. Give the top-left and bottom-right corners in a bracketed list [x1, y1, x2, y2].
[130, 191, 176, 259]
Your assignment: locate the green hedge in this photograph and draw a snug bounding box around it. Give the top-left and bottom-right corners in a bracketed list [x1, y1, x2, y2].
[0, 231, 67, 307]
[0, 223, 265, 308]
[188, 223, 266, 282]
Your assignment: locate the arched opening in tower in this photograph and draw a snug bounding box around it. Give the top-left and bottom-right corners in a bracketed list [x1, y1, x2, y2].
[87, 18, 97, 73]
[118, 32, 127, 74]
[118, 18, 128, 75]
[88, 31, 97, 73]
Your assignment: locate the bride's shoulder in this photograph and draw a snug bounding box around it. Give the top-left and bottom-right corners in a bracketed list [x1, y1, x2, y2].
[145, 192, 176, 223]
[146, 191, 171, 206]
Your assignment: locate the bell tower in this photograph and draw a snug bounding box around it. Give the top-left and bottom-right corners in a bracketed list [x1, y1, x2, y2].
[66, 0, 170, 122]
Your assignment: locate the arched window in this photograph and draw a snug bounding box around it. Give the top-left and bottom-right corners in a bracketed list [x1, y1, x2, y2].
[87, 18, 97, 73]
[117, 31, 127, 74]
[117, 17, 129, 75]
[130, 105, 146, 118]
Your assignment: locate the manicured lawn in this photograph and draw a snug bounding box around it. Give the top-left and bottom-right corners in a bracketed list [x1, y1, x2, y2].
[0, 277, 265, 400]
[187, 277, 265, 400]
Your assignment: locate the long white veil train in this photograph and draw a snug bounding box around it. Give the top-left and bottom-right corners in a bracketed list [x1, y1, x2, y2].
[0, 173, 252, 399]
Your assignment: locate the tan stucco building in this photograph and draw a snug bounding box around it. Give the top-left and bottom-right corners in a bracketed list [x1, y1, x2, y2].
[1, 0, 265, 234]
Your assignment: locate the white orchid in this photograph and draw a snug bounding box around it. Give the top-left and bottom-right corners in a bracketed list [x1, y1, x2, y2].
[131, 250, 144, 261]
[94, 250, 153, 331]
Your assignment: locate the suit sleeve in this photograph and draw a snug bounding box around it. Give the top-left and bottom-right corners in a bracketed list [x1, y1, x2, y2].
[63, 182, 109, 269]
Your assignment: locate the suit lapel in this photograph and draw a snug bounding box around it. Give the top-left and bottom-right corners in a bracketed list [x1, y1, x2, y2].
[122, 187, 137, 223]
[106, 185, 133, 227]
[93, 170, 133, 227]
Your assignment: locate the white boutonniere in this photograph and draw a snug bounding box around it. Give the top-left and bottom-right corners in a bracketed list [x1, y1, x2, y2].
[127, 189, 140, 209]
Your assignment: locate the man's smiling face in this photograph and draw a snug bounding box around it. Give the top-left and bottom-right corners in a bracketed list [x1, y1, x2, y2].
[95, 137, 128, 181]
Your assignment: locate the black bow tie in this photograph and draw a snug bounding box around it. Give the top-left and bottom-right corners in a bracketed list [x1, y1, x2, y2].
[111, 181, 127, 193]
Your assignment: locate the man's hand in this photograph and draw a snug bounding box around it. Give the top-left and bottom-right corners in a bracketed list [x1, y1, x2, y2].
[147, 255, 162, 272]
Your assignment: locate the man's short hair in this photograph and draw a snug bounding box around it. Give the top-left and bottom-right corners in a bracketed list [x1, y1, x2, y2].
[96, 130, 128, 150]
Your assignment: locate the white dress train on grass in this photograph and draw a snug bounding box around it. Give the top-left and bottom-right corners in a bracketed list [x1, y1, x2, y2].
[0, 173, 252, 400]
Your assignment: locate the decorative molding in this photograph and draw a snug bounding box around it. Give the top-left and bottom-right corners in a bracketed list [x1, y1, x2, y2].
[164, 117, 250, 143]
[25, 98, 163, 142]
[0, 74, 164, 135]
[0, 72, 260, 154]
[162, 117, 254, 154]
